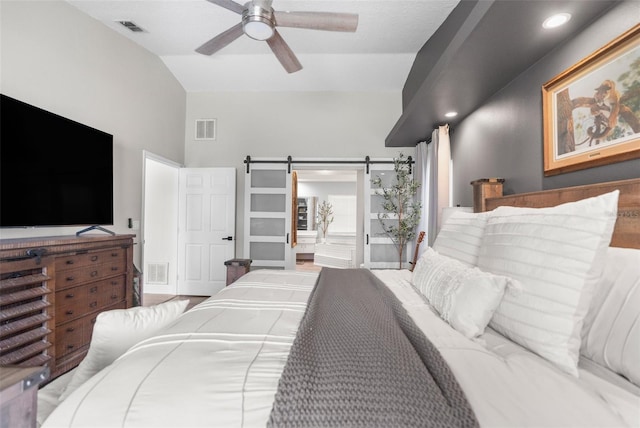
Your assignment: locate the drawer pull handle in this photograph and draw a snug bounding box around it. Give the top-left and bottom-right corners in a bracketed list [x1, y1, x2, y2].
[65, 293, 74, 298]
[111, 267, 118, 271]
[67, 344, 75, 350]
[66, 260, 74, 265]
[66, 327, 75, 332]
[90, 286, 98, 293]
[90, 271, 98, 277]
[66, 276, 75, 281]
[111, 294, 118, 299]
[91, 255, 99, 261]
[66, 310, 74, 315]
[111, 281, 118, 285]
[111, 252, 119, 257]
[89, 301, 98, 308]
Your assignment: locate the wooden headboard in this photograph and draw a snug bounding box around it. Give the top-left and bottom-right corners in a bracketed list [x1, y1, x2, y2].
[481, 178, 640, 249]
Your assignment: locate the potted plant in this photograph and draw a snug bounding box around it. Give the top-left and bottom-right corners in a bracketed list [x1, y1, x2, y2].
[371, 153, 421, 269]
[316, 200, 334, 243]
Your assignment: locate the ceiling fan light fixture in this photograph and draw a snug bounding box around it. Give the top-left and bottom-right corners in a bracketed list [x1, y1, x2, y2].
[243, 19, 274, 40]
[243, 5, 275, 40]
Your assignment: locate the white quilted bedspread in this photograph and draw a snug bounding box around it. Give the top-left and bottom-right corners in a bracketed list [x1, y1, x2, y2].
[43, 269, 639, 428]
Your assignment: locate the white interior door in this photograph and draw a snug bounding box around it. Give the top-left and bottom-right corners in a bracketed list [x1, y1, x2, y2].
[178, 168, 236, 296]
[244, 164, 293, 270]
[364, 163, 411, 269]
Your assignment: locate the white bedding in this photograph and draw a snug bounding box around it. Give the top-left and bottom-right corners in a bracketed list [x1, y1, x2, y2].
[43, 269, 640, 428]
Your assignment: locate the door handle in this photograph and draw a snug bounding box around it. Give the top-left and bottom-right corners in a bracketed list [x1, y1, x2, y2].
[222, 236, 233, 241]
[286, 233, 289, 244]
[366, 234, 369, 245]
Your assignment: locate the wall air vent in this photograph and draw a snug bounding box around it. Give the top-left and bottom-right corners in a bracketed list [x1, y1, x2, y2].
[118, 21, 146, 32]
[146, 262, 169, 285]
[195, 119, 217, 140]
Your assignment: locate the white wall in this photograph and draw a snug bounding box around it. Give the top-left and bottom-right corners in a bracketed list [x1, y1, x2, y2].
[0, 1, 186, 267]
[298, 181, 357, 204]
[184, 91, 408, 255]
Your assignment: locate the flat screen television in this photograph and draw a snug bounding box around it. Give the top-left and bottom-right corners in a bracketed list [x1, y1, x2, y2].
[1, 94, 114, 228]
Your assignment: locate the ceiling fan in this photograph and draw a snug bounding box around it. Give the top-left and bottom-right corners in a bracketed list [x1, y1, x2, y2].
[196, 0, 359, 73]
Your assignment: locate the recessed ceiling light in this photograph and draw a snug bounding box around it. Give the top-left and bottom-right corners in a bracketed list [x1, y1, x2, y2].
[542, 13, 571, 29]
[444, 111, 458, 118]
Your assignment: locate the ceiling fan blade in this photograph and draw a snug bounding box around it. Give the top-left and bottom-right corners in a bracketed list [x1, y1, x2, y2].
[205, 0, 245, 15]
[195, 23, 244, 55]
[266, 30, 302, 73]
[274, 11, 358, 32]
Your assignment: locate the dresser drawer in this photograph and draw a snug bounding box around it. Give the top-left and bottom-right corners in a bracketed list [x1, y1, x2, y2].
[56, 260, 126, 290]
[56, 248, 126, 272]
[96, 276, 126, 308]
[56, 276, 127, 324]
[55, 317, 86, 358]
[56, 288, 88, 324]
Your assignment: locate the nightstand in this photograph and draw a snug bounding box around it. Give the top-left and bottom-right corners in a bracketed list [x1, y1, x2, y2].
[0, 366, 49, 428]
[224, 259, 252, 286]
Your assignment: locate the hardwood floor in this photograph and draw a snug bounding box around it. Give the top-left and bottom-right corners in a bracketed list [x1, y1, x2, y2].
[295, 259, 322, 272]
[142, 260, 321, 309]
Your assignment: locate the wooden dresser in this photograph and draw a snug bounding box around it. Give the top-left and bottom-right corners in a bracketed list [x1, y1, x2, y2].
[0, 235, 135, 380]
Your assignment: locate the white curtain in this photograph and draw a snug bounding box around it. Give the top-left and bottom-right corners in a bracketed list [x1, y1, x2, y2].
[415, 125, 451, 252]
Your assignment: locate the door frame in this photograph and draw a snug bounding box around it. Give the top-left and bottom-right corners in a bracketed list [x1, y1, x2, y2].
[288, 160, 369, 269]
[141, 150, 182, 296]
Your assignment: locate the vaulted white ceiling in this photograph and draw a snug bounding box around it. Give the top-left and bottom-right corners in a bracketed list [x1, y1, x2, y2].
[66, 0, 460, 92]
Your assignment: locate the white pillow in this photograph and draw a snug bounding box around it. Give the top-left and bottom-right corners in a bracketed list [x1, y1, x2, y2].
[581, 247, 640, 386]
[479, 190, 619, 376]
[59, 299, 189, 401]
[412, 248, 513, 338]
[433, 211, 489, 266]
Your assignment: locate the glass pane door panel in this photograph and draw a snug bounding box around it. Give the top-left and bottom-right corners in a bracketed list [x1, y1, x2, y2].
[370, 195, 394, 214]
[250, 242, 285, 260]
[370, 219, 399, 238]
[251, 194, 285, 212]
[250, 218, 285, 236]
[370, 244, 400, 263]
[370, 169, 395, 188]
[251, 170, 286, 188]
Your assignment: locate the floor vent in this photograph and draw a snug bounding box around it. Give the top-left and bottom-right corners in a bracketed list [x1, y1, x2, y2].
[146, 263, 169, 285]
[195, 119, 216, 140]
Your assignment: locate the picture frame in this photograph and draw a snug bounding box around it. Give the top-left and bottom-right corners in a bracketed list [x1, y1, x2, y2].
[542, 24, 640, 176]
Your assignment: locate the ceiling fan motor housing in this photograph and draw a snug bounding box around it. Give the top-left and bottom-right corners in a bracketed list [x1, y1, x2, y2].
[242, 3, 275, 40]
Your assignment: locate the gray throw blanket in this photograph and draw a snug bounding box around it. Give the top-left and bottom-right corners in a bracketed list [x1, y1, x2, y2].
[268, 268, 479, 428]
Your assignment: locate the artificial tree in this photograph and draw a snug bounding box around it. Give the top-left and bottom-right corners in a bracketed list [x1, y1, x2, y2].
[371, 153, 421, 269]
[317, 200, 334, 242]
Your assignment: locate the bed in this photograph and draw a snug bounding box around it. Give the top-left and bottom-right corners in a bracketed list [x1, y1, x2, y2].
[40, 178, 640, 427]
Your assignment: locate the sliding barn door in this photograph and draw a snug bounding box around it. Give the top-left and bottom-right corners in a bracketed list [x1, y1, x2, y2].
[177, 168, 236, 296]
[364, 163, 412, 269]
[244, 164, 293, 270]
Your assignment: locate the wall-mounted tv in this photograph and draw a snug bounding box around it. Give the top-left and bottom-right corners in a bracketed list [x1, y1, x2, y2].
[1, 94, 114, 228]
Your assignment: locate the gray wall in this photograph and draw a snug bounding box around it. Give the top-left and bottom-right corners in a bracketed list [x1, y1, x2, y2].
[451, 1, 640, 206]
[1, 1, 187, 266]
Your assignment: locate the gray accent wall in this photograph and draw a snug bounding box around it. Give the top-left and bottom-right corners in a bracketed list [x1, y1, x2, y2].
[451, 1, 640, 206]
